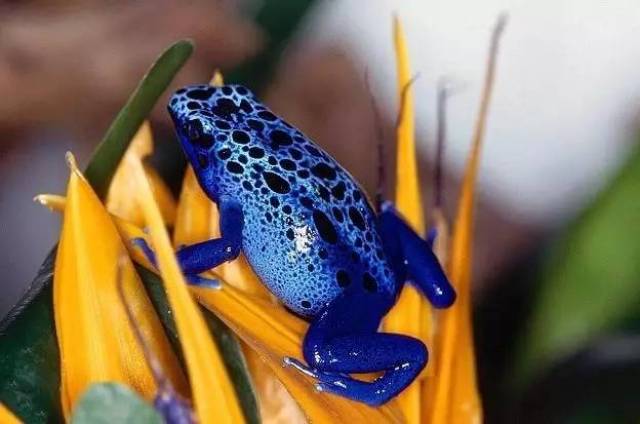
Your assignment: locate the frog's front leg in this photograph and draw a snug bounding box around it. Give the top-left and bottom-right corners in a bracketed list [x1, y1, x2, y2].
[133, 197, 243, 284]
[285, 291, 428, 406]
[378, 201, 456, 308]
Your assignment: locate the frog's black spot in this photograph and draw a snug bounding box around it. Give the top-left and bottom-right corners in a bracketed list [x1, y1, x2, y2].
[307, 264, 315, 272]
[319, 249, 328, 259]
[286, 228, 295, 240]
[239, 99, 253, 113]
[315, 185, 329, 202]
[170, 98, 178, 106]
[236, 86, 249, 95]
[362, 272, 377, 292]
[282, 205, 292, 214]
[247, 119, 264, 132]
[313, 210, 337, 244]
[301, 300, 311, 309]
[187, 101, 200, 110]
[214, 120, 231, 130]
[336, 270, 351, 288]
[365, 232, 373, 242]
[311, 163, 336, 180]
[187, 88, 214, 100]
[349, 207, 366, 231]
[227, 161, 244, 174]
[254, 179, 263, 188]
[297, 170, 310, 179]
[263, 172, 291, 194]
[186, 119, 203, 139]
[331, 207, 344, 222]
[331, 182, 346, 200]
[280, 159, 296, 171]
[242, 181, 253, 191]
[252, 163, 264, 172]
[294, 136, 306, 144]
[289, 148, 303, 160]
[270, 196, 280, 208]
[265, 212, 273, 223]
[216, 134, 227, 142]
[217, 148, 232, 160]
[248, 147, 265, 159]
[186, 120, 214, 148]
[232, 130, 250, 144]
[298, 185, 307, 194]
[213, 98, 239, 117]
[304, 145, 322, 157]
[176, 88, 186, 95]
[268, 156, 277, 165]
[261, 187, 269, 195]
[258, 111, 277, 121]
[238, 154, 248, 164]
[222, 86, 233, 96]
[355, 237, 363, 247]
[197, 153, 208, 168]
[353, 191, 362, 201]
[299, 196, 314, 209]
[270, 130, 293, 147]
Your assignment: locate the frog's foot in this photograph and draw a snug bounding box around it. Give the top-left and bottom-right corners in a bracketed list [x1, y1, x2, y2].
[185, 274, 221, 289]
[282, 357, 318, 379]
[132, 237, 221, 289]
[283, 357, 353, 393]
[132, 237, 158, 268]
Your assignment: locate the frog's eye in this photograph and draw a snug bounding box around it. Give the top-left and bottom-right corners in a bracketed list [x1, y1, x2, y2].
[185, 119, 214, 149]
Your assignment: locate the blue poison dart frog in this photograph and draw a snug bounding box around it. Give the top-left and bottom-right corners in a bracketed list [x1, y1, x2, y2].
[134, 83, 456, 406]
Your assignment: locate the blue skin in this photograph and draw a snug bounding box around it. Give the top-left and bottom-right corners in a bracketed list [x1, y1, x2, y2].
[135, 84, 456, 406]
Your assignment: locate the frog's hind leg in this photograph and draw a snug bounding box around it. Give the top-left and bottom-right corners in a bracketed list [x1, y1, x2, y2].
[377, 202, 456, 308]
[286, 291, 428, 406]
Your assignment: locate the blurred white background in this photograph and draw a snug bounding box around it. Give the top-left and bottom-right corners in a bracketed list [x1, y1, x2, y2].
[303, 0, 640, 225]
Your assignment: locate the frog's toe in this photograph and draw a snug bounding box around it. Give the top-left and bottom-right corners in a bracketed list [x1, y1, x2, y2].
[185, 273, 221, 289]
[132, 237, 158, 268]
[283, 356, 318, 379]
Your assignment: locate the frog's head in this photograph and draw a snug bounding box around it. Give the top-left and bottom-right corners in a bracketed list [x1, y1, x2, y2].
[167, 85, 223, 172]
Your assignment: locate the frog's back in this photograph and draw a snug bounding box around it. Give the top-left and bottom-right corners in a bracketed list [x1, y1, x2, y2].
[169, 84, 397, 317]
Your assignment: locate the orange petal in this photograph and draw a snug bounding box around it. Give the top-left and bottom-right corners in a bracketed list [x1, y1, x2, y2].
[382, 15, 434, 423]
[106, 122, 176, 226]
[423, 14, 507, 424]
[0, 403, 22, 424]
[127, 154, 245, 424]
[53, 153, 186, 418]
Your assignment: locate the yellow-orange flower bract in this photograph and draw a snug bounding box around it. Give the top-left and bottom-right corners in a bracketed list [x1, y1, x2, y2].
[51, 153, 187, 418]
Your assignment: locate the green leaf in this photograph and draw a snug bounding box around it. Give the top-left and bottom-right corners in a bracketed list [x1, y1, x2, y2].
[0, 40, 193, 423]
[85, 40, 193, 199]
[137, 266, 260, 424]
[515, 142, 640, 384]
[70, 383, 162, 424]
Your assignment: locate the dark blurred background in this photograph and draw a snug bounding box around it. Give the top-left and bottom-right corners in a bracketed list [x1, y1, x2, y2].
[1, 1, 640, 422]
